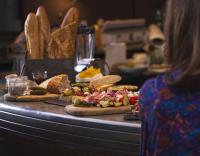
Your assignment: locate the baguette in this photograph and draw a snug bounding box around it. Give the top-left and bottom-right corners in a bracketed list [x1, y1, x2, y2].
[61, 7, 80, 28]
[89, 75, 122, 87]
[47, 7, 79, 59]
[25, 13, 41, 59]
[47, 22, 78, 58]
[36, 6, 51, 59]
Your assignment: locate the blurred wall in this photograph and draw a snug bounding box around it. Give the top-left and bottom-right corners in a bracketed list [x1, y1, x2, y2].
[77, 0, 134, 24]
[0, 0, 165, 42]
[135, 0, 165, 24]
[21, 0, 77, 25]
[21, 0, 134, 26]
[0, 0, 21, 32]
[21, 0, 165, 26]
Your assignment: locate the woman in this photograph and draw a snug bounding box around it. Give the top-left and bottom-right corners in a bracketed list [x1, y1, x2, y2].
[139, 0, 200, 155]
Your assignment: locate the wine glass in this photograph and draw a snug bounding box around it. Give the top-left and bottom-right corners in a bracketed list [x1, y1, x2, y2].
[32, 71, 48, 85]
[89, 58, 110, 75]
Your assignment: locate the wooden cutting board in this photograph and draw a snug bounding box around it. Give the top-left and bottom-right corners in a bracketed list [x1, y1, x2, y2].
[4, 93, 59, 102]
[65, 105, 132, 116]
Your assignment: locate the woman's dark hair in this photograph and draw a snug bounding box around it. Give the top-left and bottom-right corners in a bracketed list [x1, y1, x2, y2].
[164, 0, 200, 89]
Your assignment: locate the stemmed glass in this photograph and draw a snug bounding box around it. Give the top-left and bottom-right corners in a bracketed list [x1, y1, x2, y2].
[32, 71, 48, 85]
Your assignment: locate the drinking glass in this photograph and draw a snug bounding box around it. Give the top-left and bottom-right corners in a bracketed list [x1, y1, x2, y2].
[89, 58, 110, 75]
[6, 76, 28, 96]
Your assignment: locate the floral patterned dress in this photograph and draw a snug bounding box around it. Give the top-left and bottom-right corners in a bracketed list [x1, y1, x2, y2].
[139, 73, 200, 156]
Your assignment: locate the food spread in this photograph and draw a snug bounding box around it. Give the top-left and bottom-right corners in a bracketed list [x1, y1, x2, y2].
[4, 6, 140, 116]
[5, 69, 139, 113]
[71, 86, 139, 109]
[63, 74, 139, 111]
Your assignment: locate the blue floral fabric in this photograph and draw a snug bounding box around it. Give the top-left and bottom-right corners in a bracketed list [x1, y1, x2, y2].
[139, 73, 200, 156]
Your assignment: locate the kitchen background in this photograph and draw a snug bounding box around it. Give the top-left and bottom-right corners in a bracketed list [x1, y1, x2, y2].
[0, 0, 166, 86]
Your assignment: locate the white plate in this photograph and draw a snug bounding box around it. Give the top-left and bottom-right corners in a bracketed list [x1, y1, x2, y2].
[118, 65, 148, 74]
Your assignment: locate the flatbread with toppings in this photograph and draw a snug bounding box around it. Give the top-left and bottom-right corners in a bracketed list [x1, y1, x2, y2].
[110, 85, 138, 91]
[89, 75, 121, 87]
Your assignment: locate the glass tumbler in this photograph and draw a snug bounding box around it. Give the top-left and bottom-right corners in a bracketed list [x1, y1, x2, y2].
[6, 76, 28, 96]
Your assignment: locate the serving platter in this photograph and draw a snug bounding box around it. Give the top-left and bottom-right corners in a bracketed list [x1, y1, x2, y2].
[4, 93, 59, 102]
[65, 105, 132, 116]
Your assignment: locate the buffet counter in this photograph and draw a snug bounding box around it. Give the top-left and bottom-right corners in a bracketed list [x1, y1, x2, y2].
[0, 98, 140, 156]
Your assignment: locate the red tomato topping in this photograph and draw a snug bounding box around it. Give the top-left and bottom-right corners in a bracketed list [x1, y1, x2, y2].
[129, 97, 137, 105]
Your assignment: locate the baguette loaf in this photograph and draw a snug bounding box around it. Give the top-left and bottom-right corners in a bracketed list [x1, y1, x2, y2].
[36, 6, 51, 59]
[47, 22, 78, 58]
[47, 7, 79, 58]
[25, 13, 41, 59]
[61, 7, 80, 28]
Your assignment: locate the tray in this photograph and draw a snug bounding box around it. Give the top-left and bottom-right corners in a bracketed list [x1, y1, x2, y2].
[65, 105, 132, 116]
[4, 93, 59, 102]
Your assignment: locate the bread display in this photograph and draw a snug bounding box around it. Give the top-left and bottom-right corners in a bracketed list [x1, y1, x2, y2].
[24, 6, 80, 59]
[25, 13, 41, 59]
[48, 7, 79, 59]
[36, 6, 51, 58]
[61, 7, 80, 28]
[47, 22, 78, 59]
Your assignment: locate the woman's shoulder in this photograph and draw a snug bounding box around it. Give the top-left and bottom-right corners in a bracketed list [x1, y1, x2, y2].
[139, 74, 167, 108]
[140, 74, 167, 95]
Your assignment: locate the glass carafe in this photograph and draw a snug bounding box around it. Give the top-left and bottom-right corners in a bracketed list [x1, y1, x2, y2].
[75, 25, 95, 73]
